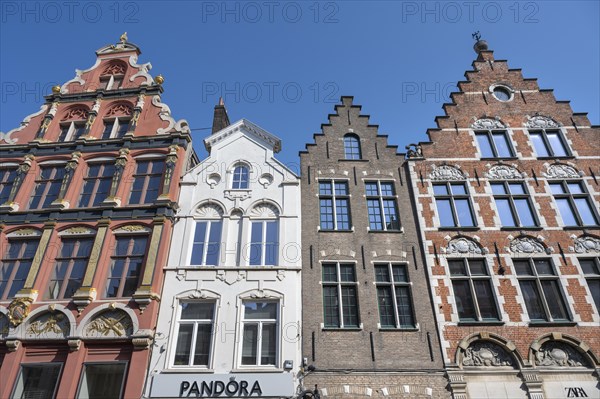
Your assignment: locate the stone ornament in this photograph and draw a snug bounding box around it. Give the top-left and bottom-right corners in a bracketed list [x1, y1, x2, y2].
[25, 311, 70, 339]
[151, 95, 190, 135]
[106, 103, 133, 117]
[206, 173, 221, 188]
[445, 237, 487, 255]
[471, 117, 505, 130]
[64, 107, 89, 121]
[250, 203, 279, 218]
[570, 235, 600, 253]
[7, 298, 32, 327]
[485, 164, 524, 180]
[525, 115, 560, 129]
[1, 104, 49, 144]
[463, 341, 515, 367]
[102, 62, 126, 76]
[405, 143, 423, 159]
[542, 163, 582, 179]
[258, 173, 274, 188]
[114, 224, 150, 233]
[196, 203, 224, 218]
[84, 310, 133, 338]
[535, 341, 588, 367]
[60, 226, 95, 236]
[509, 236, 547, 254]
[429, 164, 467, 181]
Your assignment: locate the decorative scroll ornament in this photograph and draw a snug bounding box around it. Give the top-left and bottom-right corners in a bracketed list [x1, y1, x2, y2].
[11, 228, 40, 237]
[196, 203, 224, 218]
[463, 341, 515, 367]
[429, 164, 467, 181]
[525, 115, 560, 129]
[25, 312, 70, 339]
[250, 203, 279, 218]
[216, 270, 246, 285]
[446, 237, 486, 255]
[84, 310, 133, 338]
[535, 342, 588, 367]
[115, 224, 149, 233]
[64, 107, 89, 121]
[0, 104, 48, 144]
[151, 95, 190, 135]
[106, 103, 133, 117]
[542, 163, 582, 179]
[509, 236, 547, 254]
[7, 298, 32, 327]
[61, 226, 95, 236]
[471, 117, 505, 130]
[570, 235, 600, 253]
[485, 164, 524, 180]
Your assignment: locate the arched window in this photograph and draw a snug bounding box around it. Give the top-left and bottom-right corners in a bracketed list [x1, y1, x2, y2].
[191, 204, 224, 266]
[59, 106, 89, 141]
[102, 103, 133, 139]
[248, 203, 280, 266]
[344, 134, 362, 160]
[100, 61, 127, 91]
[232, 165, 249, 189]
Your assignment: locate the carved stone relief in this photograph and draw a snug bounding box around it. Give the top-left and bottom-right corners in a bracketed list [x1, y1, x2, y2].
[509, 237, 547, 254]
[429, 164, 467, 181]
[446, 237, 486, 255]
[535, 342, 589, 367]
[542, 163, 582, 179]
[25, 311, 70, 339]
[196, 203, 224, 218]
[463, 341, 515, 367]
[525, 115, 560, 129]
[84, 310, 133, 338]
[471, 117, 505, 130]
[250, 203, 279, 218]
[485, 164, 524, 180]
[570, 235, 600, 253]
[0, 313, 9, 339]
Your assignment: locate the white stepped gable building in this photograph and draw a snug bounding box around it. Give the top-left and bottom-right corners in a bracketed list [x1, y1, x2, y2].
[147, 118, 302, 398]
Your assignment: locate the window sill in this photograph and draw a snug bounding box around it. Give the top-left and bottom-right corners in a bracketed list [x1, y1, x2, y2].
[457, 321, 505, 326]
[162, 368, 214, 374]
[480, 157, 519, 161]
[528, 321, 577, 327]
[379, 327, 419, 332]
[437, 227, 480, 231]
[562, 225, 600, 230]
[337, 159, 369, 162]
[321, 327, 362, 331]
[535, 156, 575, 160]
[231, 368, 284, 373]
[368, 229, 403, 234]
[500, 226, 543, 231]
[319, 229, 354, 233]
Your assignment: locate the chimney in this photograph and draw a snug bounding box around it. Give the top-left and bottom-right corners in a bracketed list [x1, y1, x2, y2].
[211, 97, 230, 134]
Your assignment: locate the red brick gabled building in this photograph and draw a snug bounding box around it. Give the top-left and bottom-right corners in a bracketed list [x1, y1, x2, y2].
[0, 35, 195, 398]
[406, 37, 600, 399]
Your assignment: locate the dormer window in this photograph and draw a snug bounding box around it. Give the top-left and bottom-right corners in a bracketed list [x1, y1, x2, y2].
[232, 165, 249, 189]
[100, 61, 127, 91]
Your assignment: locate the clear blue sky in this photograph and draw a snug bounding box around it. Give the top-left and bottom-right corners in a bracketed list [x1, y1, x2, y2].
[1, 1, 598, 169]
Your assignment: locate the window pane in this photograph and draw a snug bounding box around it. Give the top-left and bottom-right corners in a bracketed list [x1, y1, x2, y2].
[323, 286, 340, 327]
[181, 303, 214, 320]
[365, 183, 378, 196]
[341, 286, 358, 327]
[496, 198, 517, 226]
[549, 183, 565, 194]
[320, 199, 334, 230]
[193, 324, 212, 366]
[339, 264, 355, 282]
[433, 185, 448, 195]
[367, 199, 383, 230]
[450, 184, 467, 195]
[455, 199, 475, 227]
[514, 198, 536, 226]
[374, 265, 390, 282]
[334, 182, 348, 196]
[377, 286, 395, 327]
[265, 221, 279, 265]
[249, 222, 263, 266]
[260, 323, 276, 365]
[244, 302, 277, 319]
[448, 260, 467, 276]
[452, 280, 477, 320]
[436, 199, 455, 226]
[574, 198, 598, 225]
[322, 264, 337, 282]
[174, 324, 193, 365]
[567, 182, 584, 194]
[580, 259, 599, 275]
[16, 364, 61, 399]
[392, 265, 408, 283]
[520, 281, 546, 320]
[587, 279, 600, 312]
[344, 135, 361, 160]
[514, 260, 533, 276]
[232, 166, 249, 189]
[395, 286, 414, 327]
[546, 131, 568, 156]
[473, 280, 499, 320]
[508, 183, 525, 195]
[335, 199, 351, 230]
[468, 260, 487, 276]
[556, 198, 578, 226]
[241, 324, 258, 365]
[78, 363, 126, 399]
[490, 183, 507, 195]
[541, 280, 569, 320]
[191, 222, 207, 265]
[380, 183, 394, 196]
[476, 134, 494, 158]
[492, 132, 513, 157]
[205, 221, 222, 266]
[530, 132, 549, 157]
[533, 259, 553, 275]
[0, 168, 17, 204]
[319, 182, 332, 195]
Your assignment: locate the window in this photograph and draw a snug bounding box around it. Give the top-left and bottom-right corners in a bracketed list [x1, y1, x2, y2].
[100, 75, 124, 91]
[365, 181, 400, 231]
[58, 121, 86, 141]
[319, 180, 351, 230]
[0, 239, 39, 300]
[105, 235, 147, 298]
[448, 259, 499, 321]
[491, 181, 538, 227]
[492, 86, 512, 102]
[0, 166, 17, 204]
[78, 163, 115, 207]
[46, 237, 93, 299]
[475, 130, 514, 158]
[433, 182, 476, 227]
[29, 165, 66, 209]
[249, 220, 278, 266]
[232, 165, 249, 189]
[12, 363, 62, 399]
[549, 181, 598, 226]
[529, 129, 570, 157]
[128, 159, 164, 205]
[514, 258, 570, 322]
[579, 258, 600, 313]
[77, 363, 127, 399]
[191, 221, 222, 266]
[375, 263, 415, 328]
[101, 118, 130, 139]
[343, 134, 361, 160]
[173, 302, 215, 367]
[241, 301, 278, 366]
[322, 263, 359, 328]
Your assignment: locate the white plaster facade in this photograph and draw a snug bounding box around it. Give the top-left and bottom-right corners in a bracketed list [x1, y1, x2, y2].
[146, 119, 301, 398]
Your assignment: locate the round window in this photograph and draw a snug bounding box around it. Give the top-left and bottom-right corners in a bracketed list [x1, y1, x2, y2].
[492, 86, 512, 102]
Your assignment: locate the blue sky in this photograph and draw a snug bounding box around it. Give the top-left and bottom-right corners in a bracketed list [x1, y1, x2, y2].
[1, 1, 598, 169]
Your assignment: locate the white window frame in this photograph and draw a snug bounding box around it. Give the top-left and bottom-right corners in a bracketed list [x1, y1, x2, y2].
[237, 300, 280, 369]
[170, 301, 216, 369]
[247, 219, 279, 266]
[190, 220, 222, 266]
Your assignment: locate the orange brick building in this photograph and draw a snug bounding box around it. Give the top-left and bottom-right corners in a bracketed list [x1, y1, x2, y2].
[405, 37, 600, 399]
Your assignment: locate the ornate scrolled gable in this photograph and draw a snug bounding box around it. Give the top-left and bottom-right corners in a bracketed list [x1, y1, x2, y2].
[429, 164, 467, 181]
[525, 115, 561, 129]
[541, 163, 582, 179]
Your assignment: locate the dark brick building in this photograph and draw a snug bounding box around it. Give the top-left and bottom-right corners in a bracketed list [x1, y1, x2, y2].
[406, 38, 600, 398]
[299, 97, 450, 398]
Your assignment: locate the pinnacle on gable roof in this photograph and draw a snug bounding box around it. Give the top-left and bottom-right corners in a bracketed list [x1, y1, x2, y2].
[472, 31, 494, 62]
[212, 97, 231, 134]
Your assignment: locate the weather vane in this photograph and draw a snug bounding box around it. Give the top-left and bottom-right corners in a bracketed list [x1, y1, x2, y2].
[472, 31, 481, 42]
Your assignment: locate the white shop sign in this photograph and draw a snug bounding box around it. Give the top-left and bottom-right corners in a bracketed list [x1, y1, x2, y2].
[150, 373, 294, 398]
[543, 381, 600, 399]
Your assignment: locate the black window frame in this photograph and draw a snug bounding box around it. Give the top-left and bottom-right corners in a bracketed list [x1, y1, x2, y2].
[528, 128, 571, 158]
[374, 262, 416, 329]
[490, 181, 539, 228]
[579, 257, 600, 314]
[28, 164, 66, 210]
[0, 237, 40, 300]
[104, 234, 148, 298]
[322, 262, 360, 329]
[475, 129, 515, 158]
[433, 181, 477, 228]
[46, 235, 95, 300]
[76, 361, 128, 399]
[318, 180, 352, 231]
[365, 180, 401, 232]
[11, 362, 63, 399]
[549, 180, 599, 227]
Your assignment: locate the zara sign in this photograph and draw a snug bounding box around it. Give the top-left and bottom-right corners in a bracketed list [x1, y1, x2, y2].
[150, 373, 294, 398]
